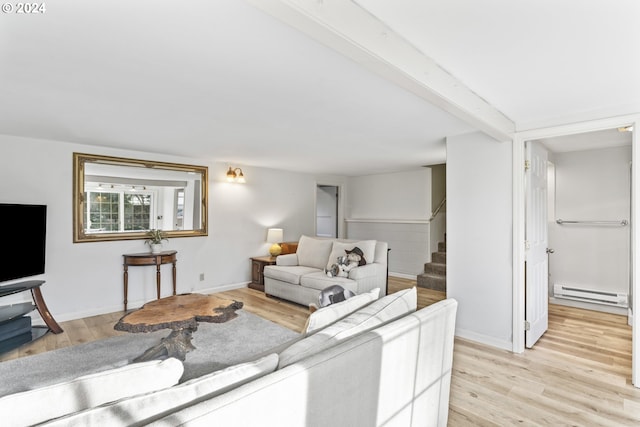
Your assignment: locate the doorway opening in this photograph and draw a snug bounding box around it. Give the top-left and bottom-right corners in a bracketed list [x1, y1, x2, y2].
[316, 184, 339, 238]
[524, 127, 633, 350]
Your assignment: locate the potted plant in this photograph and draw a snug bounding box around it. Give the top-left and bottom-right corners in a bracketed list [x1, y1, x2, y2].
[146, 229, 168, 254]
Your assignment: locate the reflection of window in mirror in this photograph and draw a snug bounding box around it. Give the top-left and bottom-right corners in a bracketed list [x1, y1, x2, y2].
[84, 185, 153, 232]
[73, 153, 208, 243]
[84, 164, 198, 233]
[175, 189, 185, 230]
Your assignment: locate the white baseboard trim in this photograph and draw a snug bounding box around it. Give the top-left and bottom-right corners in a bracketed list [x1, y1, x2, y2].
[455, 327, 513, 352]
[30, 282, 252, 325]
[31, 303, 127, 326]
[194, 282, 250, 294]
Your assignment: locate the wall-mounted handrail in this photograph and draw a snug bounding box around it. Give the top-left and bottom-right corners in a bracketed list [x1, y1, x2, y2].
[430, 197, 446, 222]
[556, 219, 628, 226]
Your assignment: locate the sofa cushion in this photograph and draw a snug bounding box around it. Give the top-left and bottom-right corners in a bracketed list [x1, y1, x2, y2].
[304, 288, 381, 334]
[278, 287, 417, 368]
[325, 240, 377, 270]
[0, 357, 184, 427]
[296, 235, 334, 270]
[299, 271, 357, 292]
[263, 265, 321, 285]
[42, 354, 279, 426]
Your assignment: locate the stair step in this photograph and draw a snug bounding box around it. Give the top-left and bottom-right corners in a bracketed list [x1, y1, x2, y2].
[432, 252, 447, 264]
[438, 241, 446, 252]
[416, 273, 446, 292]
[423, 262, 446, 275]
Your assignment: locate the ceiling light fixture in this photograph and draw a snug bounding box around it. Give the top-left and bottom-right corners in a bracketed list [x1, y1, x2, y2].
[226, 167, 246, 183]
[617, 125, 634, 132]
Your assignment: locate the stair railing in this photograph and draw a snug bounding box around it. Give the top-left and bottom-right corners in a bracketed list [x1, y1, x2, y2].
[430, 197, 446, 222]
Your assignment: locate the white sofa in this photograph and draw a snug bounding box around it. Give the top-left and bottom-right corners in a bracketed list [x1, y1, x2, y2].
[264, 235, 389, 306]
[0, 288, 458, 427]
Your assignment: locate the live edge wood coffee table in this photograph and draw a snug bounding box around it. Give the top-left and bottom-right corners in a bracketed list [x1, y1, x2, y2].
[114, 293, 243, 362]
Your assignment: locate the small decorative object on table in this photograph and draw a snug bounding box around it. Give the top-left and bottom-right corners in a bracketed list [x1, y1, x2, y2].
[146, 229, 168, 254]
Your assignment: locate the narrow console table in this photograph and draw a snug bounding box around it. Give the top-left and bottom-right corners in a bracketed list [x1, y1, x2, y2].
[123, 251, 177, 311]
[0, 280, 63, 354]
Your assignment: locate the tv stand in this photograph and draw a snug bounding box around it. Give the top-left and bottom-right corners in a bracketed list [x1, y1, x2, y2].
[0, 280, 63, 354]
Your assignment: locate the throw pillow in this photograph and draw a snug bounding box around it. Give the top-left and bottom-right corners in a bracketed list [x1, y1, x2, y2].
[0, 357, 184, 427]
[279, 287, 417, 369]
[304, 288, 381, 335]
[43, 353, 279, 426]
[325, 240, 377, 271]
[296, 235, 334, 270]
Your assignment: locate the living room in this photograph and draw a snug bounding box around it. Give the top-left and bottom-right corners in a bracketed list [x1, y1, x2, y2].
[1, 0, 640, 425]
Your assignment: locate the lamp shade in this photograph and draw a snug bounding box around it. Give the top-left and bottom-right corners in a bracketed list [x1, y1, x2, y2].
[266, 228, 283, 243]
[266, 228, 284, 256]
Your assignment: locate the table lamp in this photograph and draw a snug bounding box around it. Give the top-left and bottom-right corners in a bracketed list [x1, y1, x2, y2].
[266, 228, 284, 256]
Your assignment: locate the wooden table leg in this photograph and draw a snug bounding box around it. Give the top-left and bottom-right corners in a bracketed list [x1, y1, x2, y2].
[123, 265, 129, 311]
[31, 287, 63, 334]
[172, 260, 177, 296]
[133, 327, 197, 362]
[156, 263, 161, 300]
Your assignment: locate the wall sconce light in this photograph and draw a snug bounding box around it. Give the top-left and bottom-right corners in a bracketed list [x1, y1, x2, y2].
[266, 228, 284, 257]
[226, 167, 246, 183]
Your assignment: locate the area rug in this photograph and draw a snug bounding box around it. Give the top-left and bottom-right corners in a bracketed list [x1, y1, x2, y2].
[0, 310, 300, 397]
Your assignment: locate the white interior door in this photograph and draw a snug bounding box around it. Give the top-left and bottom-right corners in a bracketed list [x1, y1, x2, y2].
[525, 141, 549, 348]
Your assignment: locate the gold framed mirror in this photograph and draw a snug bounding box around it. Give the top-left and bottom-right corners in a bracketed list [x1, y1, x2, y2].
[73, 153, 208, 243]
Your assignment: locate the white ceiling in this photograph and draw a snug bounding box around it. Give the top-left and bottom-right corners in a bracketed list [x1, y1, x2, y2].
[357, 0, 640, 130]
[1, 0, 638, 175]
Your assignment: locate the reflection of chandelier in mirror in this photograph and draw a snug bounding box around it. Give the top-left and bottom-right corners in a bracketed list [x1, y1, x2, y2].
[226, 167, 246, 183]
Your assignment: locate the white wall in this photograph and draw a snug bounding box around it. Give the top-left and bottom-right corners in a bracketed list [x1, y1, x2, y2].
[0, 135, 346, 322]
[549, 146, 631, 309]
[347, 169, 431, 219]
[447, 132, 513, 350]
[345, 169, 431, 276]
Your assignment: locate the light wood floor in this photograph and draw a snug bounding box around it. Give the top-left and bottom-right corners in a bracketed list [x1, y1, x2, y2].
[2, 277, 638, 425]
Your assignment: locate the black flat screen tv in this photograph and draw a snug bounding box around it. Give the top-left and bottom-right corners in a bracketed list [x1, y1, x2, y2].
[0, 203, 47, 283]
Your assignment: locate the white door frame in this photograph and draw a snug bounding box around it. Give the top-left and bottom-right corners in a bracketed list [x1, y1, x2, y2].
[512, 114, 640, 387]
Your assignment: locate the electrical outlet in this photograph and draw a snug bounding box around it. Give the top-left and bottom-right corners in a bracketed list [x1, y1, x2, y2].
[199, 273, 205, 281]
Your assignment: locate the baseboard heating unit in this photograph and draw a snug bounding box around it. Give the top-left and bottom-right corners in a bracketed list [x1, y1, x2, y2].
[553, 284, 628, 308]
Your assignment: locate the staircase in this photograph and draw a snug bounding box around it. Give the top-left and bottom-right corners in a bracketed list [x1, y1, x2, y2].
[417, 238, 446, 291]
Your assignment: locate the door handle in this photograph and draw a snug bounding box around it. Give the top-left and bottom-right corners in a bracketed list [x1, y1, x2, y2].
[546, 248, 555, 254]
